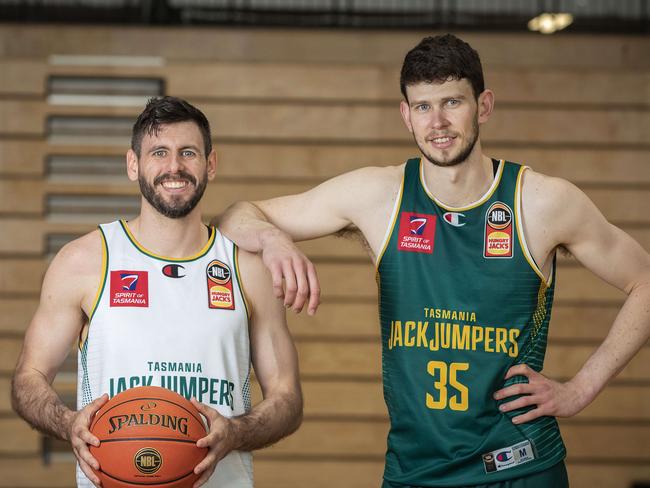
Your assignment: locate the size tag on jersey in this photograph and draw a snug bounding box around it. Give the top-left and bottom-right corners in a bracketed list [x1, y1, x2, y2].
[482, 440, 535, 473]
[484, 202, 513, 258]
[397, 212, 436, 254]
[206, 259, 235, 310]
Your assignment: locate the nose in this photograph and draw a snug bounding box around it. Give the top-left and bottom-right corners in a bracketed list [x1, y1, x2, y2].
[168, 153, 183, 173]
[430, 108, 449, 130]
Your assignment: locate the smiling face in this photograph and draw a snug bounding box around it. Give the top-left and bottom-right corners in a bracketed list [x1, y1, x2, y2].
[400, 78, 493, 168]
[127, 121, 216, 219]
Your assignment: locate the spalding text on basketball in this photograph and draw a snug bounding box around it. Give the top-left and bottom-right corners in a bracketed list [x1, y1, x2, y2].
[107, 413, 189, 436]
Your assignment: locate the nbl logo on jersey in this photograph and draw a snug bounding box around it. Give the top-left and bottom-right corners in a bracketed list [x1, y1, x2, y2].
[397, 212, 436, 254]
[110, 270, 149, 307]
[484, 202, 513, 259]
[206, 260, 235, 310]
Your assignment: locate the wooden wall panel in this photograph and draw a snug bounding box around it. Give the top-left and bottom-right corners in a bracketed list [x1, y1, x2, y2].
[0, 378, 11, 412]
[0, 459, 75, 488]
[0, 26, 648, 488]
[1, 27, 649, 69]
[0, 260, 47, 295]
[0, 418, 39, 455]
[1, 138, 649, 186]
[2, 100, 650, 147]
[0, 298, 36, 333]
[3, 59, 648, 107]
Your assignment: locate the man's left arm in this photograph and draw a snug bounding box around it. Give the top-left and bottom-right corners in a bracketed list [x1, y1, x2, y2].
[495, 173, 650, 424]
[191, 248, 302, 487]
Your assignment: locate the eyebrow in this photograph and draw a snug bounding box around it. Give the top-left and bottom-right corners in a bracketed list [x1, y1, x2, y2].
[148, 145, 201, 153]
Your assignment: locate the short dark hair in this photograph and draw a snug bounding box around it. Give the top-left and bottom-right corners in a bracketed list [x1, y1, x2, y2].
[400, 34, 484, 101]
[131, 96, 212, 157]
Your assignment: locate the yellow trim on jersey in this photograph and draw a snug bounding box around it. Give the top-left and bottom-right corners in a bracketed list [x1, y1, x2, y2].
[419, 159, 505, 212]
[375, 168, 405, 271]
[80, 227, 108, 350]
[233, 244, 252, 321]
[514, 166, 552, 286]
[120, 219, 216, 262]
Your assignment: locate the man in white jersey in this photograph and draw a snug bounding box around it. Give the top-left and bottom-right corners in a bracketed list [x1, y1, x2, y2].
[216, 34, 650, 486]
[12, 96, 302, 488]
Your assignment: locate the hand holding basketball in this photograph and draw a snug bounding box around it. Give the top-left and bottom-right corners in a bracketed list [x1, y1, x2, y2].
[191, 398, 236, 488]
[68, 393, 109, 487]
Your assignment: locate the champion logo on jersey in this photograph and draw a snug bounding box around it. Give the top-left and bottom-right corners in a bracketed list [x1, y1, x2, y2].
[162, 264, 185, 278]
[110, 270, 149, 307]
[484, 202, 513, 259]
[206, 260, 235, 310]
[482, 440, 535, 474]
[496, 451, 513, 463]
[443, 212, 466, 227]
[397, 212, 436, 254]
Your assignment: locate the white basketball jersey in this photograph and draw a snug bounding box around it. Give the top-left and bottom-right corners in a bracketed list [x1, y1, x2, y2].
[76, 220, 253, 487]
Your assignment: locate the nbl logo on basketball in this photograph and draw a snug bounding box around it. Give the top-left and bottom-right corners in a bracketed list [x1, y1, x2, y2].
[134, 447, 162, 474]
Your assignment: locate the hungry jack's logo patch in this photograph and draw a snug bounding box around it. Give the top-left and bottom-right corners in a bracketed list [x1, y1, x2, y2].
[484, 202, 513, 258]
[206, 260, 235, 310]
[397, 212, 436, 254]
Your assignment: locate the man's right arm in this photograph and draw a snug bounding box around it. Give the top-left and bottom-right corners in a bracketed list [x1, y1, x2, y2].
[11, 231, 107, 485]
[218, 165, 402, 314]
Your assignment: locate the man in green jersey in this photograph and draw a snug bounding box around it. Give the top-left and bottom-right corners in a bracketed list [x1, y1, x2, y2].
[216, 35, 650, 487]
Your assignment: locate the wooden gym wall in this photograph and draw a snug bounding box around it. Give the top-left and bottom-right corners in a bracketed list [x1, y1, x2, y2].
[0, 26, 649, 487]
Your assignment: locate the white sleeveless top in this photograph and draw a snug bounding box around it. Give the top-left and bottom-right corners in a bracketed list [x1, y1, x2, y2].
[76, 220, 253, 487]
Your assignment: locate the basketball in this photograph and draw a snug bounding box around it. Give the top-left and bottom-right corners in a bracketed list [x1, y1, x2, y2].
[89, 386, 208, 488]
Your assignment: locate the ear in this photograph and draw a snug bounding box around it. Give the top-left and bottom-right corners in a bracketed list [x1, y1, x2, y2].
[126, 149, 139, 182]
[477, 89, 495, 124]
[207, 149, 217, 181]
[399, 100, 414, 133]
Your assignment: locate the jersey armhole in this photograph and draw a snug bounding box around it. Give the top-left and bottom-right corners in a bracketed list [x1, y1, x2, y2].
[374, 170, 405, 271]
[233, 242, 252, 321]
[80, 226, 109, 350]
[514, 166, 553, 287]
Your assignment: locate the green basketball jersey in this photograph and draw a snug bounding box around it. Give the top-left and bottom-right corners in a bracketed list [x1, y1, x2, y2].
[377, 158, 566, 487]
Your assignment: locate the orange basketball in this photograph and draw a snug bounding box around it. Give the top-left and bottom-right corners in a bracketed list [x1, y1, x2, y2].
[89, 386, 208, 488]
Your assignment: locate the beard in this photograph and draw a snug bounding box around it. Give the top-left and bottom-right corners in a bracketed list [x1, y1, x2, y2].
[139, 169, 208, 219]
[416, 115, 479, 168]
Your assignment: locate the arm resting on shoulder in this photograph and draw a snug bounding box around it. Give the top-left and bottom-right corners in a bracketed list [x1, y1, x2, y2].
[216, 166, 400, 313]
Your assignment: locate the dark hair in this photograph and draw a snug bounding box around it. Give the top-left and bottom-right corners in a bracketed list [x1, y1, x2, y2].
[131, 96, 212, 157]
[400, 34, 484, 101]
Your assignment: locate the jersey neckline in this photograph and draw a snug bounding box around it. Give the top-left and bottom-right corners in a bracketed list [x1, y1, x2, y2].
[418, 158, 505, 212]
[119, 219, 216, 262]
